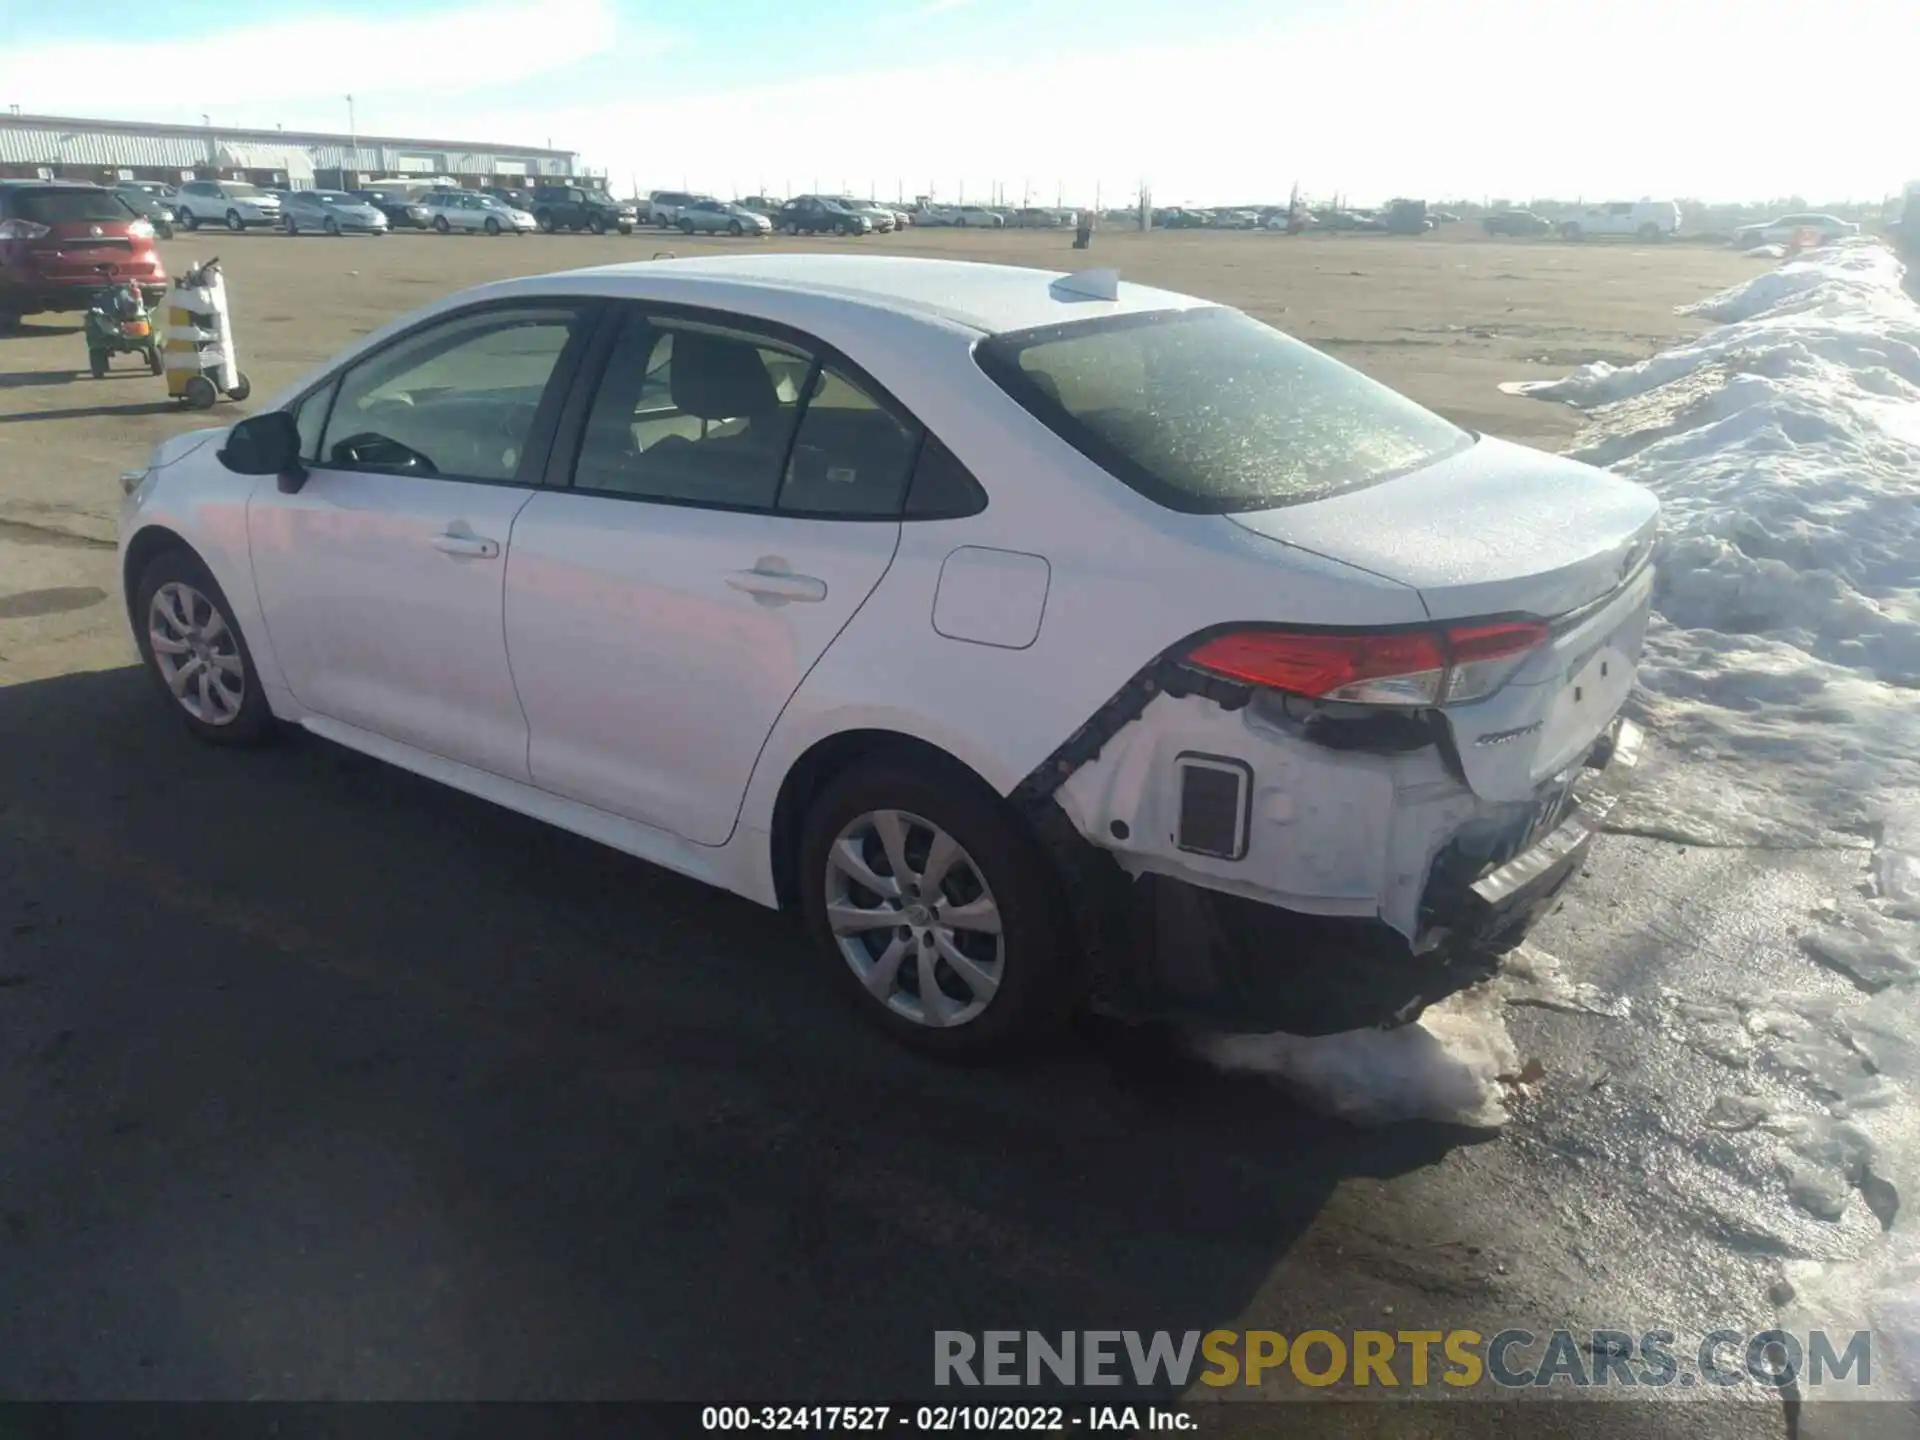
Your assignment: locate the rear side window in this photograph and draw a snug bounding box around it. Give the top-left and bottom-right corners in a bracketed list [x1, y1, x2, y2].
[976, 308, 1471, 514]
[778, 367, 919, 518]
[12, 189, 134, 224]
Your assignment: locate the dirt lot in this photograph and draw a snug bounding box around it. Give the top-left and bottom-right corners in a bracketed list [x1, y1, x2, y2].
[0, 226, 1798, 1427]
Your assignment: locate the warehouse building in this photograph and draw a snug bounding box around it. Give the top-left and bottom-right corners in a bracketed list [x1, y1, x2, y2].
[0, 110, 585, 193]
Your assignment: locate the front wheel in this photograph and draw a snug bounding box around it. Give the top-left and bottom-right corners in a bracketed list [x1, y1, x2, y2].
[226, 372, 250, 402]
[1638, 222, 1662, 241]
[433, 215, 451, 233]
[226, 209, 244, 232]
[146, 345, 163, 375]
[589, 217, 607, 235]
[324, 217, 341, 236]
[182, 374, 217, 409]
[89, 347, 108, 379]
[680, 218, 696, 235]
[798, 756, 1075, 1057]
[284, 215, 299, 235]
[728, 220, 744, 236]
[484, 217, 501, 235]
[133, 548, 277, 746]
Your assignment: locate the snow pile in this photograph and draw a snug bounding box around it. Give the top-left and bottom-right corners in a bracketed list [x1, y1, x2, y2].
[1195, 986, 1522, 1128]
[1515, 239, 1920, 847]
[1514, 240, 1920, 1417]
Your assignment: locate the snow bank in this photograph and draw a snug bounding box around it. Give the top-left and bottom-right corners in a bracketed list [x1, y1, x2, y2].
[1515, 239, 1920, 1417]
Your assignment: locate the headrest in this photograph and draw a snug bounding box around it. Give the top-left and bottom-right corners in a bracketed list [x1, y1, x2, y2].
[669, 331, 779, 419]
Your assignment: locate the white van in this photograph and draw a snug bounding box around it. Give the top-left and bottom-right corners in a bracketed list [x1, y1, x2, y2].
[1557, 201, 1681, 241]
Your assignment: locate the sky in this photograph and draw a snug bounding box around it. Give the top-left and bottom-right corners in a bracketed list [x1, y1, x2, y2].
[0, 0, 1914, 205]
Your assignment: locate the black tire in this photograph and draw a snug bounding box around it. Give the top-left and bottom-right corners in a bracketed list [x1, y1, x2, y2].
[225, 209, 244, 232]
[324, 217, 341, 236]
[182, 375, 217, 409]
[226, 373, 251, 402]
[433, 215, 451, 234]
[729, 219, 743, 236]
[618, 223, 634, 235]
[177, 208, 198, 231]
[156, 221, 174, 239]
[0, 311, 23, 333]
[797, 754, 1076, 1058]
[284, 215, 299, 236]
[147, 345, 163, 375]
[484, 216, 501, 235]
[1638, 222, 1661, 241]
[132, 546, 277, 748]
[1561, 222, 1582, 241]
[680, 218, 696, 235]
[589, 216, 607, 235]
[536, 209, 555, 232]
[89, 347, 108, 379]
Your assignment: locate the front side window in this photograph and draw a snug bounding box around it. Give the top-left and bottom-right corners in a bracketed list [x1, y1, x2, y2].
[320, 307, 580, 483]
[977, 307, 1472, 514]
[221, 183, 263, 198]
[573, 315, 809, 508]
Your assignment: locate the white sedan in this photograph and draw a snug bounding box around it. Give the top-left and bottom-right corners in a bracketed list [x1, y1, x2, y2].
[418, 190, 537, 235]
[118, 255, 1656, 1056]
[1734, 213, 1859, 248]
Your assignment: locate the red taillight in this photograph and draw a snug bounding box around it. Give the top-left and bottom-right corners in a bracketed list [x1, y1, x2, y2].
[1187, 620, 1549, 708]
[1186, 630, 1448, 706]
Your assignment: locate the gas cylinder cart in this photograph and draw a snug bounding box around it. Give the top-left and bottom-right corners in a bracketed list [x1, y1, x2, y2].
[163, 257, 251, 409]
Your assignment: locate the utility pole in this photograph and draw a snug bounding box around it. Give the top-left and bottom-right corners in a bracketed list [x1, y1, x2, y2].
[345, 95, 356, 183]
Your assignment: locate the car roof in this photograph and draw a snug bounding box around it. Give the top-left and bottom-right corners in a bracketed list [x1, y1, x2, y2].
[549, 254, 1212, 335]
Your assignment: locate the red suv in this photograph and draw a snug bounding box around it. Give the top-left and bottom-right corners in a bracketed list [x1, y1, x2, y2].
[0, 182, 167, 330]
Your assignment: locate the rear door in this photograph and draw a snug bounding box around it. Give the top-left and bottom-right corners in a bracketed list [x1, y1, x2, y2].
[502, 304, 918, 845]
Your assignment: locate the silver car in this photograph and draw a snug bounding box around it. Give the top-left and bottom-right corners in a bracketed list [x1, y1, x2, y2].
[280, 189, 389, 236]
[420, 190, 535, 235]
[674, 199, 773, 236]
[174, 179, 282, 232]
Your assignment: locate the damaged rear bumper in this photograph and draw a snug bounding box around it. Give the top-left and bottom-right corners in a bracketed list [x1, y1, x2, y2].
[1030, 717, 1643, 1036]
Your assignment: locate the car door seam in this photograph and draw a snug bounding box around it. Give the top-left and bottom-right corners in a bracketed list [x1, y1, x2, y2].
[498, 486, 545, 781]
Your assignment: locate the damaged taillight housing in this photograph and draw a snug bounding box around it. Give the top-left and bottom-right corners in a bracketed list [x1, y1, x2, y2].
[1186, 620, 1548, 707]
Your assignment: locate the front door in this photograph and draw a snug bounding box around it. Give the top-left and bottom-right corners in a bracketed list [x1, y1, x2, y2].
[249, 301, 589, 780]
[504, 306, 920, 845]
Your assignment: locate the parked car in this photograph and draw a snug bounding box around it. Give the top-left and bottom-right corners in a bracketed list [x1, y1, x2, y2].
[111, 182, 177, 238]
[353, 188, 433, 230]
[738, 195, 784, 216]
[938, 206, 1005, 228]
[281, 189, 389, 236]
[674, 199, 774, 236]
[1483, 209, 1554, 237]
[531, 185, 637, 235]
[123, 253, 1656, 1057]
[646, 190, 712, 227]
[1011, 207, 1064, 228]
[1733, 213, 1859, 249]
[1156, 208, 1210, 229]
[1557, 200, 1681, 241]
[174, 179, 283, 232]
[482, 186, 534, 212]
[777, 195, 872, 235]
[419, 190, 536, 235]
[0, 181, 165, 329]
[1383, 199, 1435, 235]
[828, 198, 896, 233]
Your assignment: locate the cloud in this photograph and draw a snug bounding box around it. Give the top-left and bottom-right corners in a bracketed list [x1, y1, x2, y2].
[0, 0, 629, 124]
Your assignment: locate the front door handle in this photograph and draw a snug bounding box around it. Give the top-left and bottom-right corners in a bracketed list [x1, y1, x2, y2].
[726, 566, 827, 604]
[431, 532, 500, 559]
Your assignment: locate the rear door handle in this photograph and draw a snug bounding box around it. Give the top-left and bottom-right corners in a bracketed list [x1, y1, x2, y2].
[726, 567, 827, 603]
[431, 532, 500, 559]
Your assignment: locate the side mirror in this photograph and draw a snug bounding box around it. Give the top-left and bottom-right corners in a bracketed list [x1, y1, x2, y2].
[218, 410, 308, 492]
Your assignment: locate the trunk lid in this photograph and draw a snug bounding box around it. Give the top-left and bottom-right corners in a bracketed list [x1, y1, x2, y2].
[1225, 435, 1659, 623]
[1227, 437, 1660, 801]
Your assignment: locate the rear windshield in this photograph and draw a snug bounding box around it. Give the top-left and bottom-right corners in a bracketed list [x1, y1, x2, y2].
[14, 189, 136, 224]
[976, 307, 1472, 513]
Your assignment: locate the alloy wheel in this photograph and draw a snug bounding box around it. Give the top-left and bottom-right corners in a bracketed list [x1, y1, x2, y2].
[147, 581, 246, 725]
[824, 809, 1004, 1029]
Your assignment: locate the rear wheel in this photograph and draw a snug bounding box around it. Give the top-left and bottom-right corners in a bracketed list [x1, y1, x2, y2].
[680, 218, 696, 235]
[89, 347, 108, 379]
[225, 209, 244, 232]
[536, 210, 555, 232]
[798, 756, 1076, 1057]
[1637, 222, 1661, 240]
[182, 375, 217, 409]
[324, 217, 341, 236]
[589, 216, 607, 235]
[226, 372, 250, 402]
[133, 548, 276, 747]
[284, 214, 299, 235]
[146, 345, 163, 375]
